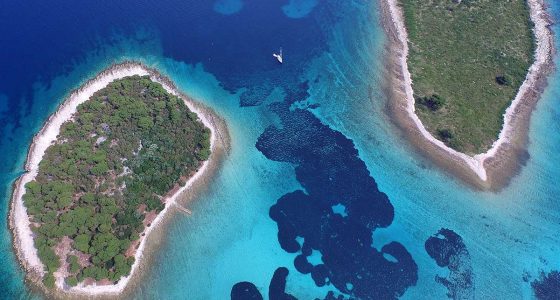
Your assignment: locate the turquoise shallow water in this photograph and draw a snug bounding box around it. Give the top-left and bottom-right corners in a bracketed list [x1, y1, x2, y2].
[1, 0, 560, 299]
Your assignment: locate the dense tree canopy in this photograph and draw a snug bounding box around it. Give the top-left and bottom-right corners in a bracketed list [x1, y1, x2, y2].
[23, 75, 211, 286]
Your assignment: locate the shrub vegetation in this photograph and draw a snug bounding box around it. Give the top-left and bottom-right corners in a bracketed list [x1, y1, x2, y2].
[401, 0, 535, 153]
[23, 75, 211, 286]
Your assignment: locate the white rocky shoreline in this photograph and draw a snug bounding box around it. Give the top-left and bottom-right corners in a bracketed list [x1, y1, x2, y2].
[384, 0, 554, 184]
[9, 62, 222, 295]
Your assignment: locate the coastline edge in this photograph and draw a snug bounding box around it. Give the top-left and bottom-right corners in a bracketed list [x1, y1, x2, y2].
[8, 61, 229, 296]
[380, 0, 555, 189]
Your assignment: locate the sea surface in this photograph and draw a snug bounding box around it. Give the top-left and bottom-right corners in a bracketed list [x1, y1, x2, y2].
[1, 0, 560, 299]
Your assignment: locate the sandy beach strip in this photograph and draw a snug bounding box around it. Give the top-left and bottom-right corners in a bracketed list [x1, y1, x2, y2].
[381, 0, 554, 189]
[9, 62, 227, 296]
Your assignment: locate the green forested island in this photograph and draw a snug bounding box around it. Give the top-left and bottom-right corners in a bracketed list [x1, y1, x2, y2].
[23, 75, 210, 288]
[400, 0, 535, 154]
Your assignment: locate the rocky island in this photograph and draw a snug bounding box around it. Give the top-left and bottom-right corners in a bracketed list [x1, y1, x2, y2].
[383, 0, 554, 188]
[10, 63, 224, 295]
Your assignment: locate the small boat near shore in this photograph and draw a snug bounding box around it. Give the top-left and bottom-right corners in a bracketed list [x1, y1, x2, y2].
[273, 48, 283, 64]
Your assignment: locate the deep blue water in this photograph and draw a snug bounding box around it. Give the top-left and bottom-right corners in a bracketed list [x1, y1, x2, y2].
[1, 0, 560, 299]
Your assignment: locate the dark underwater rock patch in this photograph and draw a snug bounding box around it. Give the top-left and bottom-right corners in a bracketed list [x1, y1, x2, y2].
[531, 270, 560, 300]
[231, 281, 263, 300]
[255, 99, 418, 299]
[269, 267, 297, 300]
[425, 228, 474, 299]
[240, 83, 274, 107]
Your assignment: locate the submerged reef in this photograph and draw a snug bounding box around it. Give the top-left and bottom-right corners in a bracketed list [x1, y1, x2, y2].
[231, 80, 418, 299]
[230, 267, 297, 300]
[253, 81, 418, 298]
[269, 267, 297, 300]
[531, 270, 560, 300]
[231, 281, 263, 300]
[425, 228, 474, 299]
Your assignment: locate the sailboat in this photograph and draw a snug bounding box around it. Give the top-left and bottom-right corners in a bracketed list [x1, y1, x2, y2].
[273, 48, 283, 64]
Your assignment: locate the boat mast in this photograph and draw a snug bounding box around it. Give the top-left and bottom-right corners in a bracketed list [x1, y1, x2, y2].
[273, 48, 283, 64]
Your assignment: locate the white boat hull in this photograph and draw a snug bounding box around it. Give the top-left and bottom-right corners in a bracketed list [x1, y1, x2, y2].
[273, 53, 283, 64]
